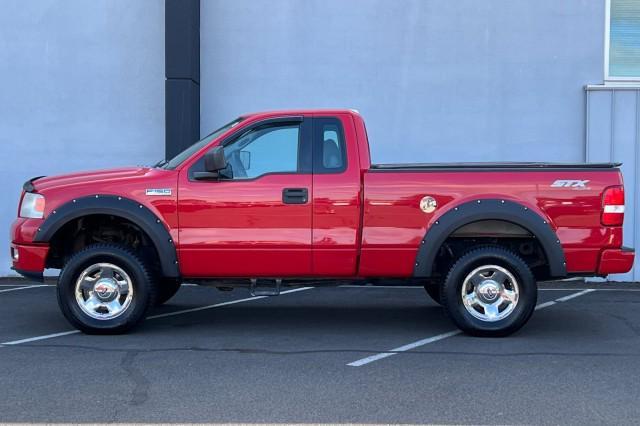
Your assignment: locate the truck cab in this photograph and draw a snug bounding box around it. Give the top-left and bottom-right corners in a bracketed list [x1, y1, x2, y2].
[174, 111, 367, 278]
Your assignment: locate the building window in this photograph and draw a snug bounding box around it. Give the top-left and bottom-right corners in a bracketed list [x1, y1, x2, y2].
[606, 0, 640, 81]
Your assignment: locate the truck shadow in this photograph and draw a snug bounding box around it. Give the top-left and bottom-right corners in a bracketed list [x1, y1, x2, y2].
[142, 301, 605, 341]
[147, 304, 451, 333]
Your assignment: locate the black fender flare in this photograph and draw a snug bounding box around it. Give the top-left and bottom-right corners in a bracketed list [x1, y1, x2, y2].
[413, 199, 566, 278]
[33, 195, 180, 278]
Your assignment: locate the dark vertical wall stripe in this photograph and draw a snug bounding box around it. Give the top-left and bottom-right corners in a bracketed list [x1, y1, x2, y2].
[165, 0, 200, 159]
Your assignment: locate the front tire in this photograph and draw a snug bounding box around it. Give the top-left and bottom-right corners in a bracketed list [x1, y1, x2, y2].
[57, 244, 156, 334]
[441, 246, 537, 337]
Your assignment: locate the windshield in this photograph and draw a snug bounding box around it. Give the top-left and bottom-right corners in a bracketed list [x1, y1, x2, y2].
[159, 118, 244, 169]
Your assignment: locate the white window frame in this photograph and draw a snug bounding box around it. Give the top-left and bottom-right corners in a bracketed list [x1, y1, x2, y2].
[605, 0, 640, 83]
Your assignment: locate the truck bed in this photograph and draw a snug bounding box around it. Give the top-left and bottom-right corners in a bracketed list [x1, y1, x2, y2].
[360, 164, 625, 277]
[370, 162, 621, 171]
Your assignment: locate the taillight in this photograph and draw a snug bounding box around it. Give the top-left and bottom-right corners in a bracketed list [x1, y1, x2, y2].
[602, 185, 624, 226]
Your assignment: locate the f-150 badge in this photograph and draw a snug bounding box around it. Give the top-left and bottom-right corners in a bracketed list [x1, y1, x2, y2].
[551, 180, 590, 189]
[146, 188, 172, 196]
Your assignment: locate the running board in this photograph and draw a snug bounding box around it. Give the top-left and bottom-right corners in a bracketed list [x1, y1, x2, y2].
[250, 278, 282, 296]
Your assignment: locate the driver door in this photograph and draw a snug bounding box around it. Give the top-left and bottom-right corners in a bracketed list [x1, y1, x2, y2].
[177, 117, 313, 277]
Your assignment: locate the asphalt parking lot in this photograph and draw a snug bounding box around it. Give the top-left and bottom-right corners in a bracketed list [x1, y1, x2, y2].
[1, 279, 640, 424]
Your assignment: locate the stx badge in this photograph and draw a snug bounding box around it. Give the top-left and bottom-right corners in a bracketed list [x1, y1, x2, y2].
[551, 180, 590, 189]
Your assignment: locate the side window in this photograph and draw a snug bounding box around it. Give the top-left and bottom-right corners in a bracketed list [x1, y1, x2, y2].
[223, 124, 300, 179]
[190, 124, 302, 180]
[314, 117, 346, 173]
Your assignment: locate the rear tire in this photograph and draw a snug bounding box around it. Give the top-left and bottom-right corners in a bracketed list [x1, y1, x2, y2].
[441, 246, 537, 337]
[57, 244, 156, 334]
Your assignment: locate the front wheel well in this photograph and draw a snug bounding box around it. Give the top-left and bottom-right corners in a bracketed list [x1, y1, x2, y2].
[46, 214, 162, 273]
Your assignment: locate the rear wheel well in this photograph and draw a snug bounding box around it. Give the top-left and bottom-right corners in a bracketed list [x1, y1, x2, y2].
[46, 214, 162, 274]
[432, 220, 550, 281]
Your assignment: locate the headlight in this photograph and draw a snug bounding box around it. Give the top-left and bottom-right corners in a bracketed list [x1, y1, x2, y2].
[19, 192, 45, 219]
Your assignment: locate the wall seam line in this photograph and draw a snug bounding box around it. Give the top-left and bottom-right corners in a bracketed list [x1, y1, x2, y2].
[585, 90, 590, 162]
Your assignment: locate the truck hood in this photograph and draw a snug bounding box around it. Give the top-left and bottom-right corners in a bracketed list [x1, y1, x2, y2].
[32, 167, 153, 192]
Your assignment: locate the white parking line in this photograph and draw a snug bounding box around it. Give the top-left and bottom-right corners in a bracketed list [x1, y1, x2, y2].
[0, 284, 51, 287]
[0, 286, 313, 347]
[534, 300, 556, 310]
[348, 331, 461, 366]
[147, 287, 311, 319]
[555, 288, 595, 302]
[347, 288, 598, 367]
[339, 285, 424, 289]
[2, 330, 80, 345]
[0, 285, 50, 294]
[538, 288, 640, 291]
[0, 283, 199, 287]
[338, 285, 640, 292]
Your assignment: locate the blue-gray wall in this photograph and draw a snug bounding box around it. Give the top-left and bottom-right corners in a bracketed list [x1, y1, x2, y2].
[0, 0, 165, 276]
[1, 1, 638, 280]
[201, 0, 603, 163]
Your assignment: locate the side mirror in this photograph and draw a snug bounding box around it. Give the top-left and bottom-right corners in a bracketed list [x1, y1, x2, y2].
[204, 146, 227, 172]
[193, 146, 229, 180]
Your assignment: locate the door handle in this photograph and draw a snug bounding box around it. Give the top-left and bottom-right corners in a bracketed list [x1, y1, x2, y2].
[282, 188, 309, 204]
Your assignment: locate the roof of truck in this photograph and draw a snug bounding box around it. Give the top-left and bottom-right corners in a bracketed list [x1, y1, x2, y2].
[241, 109, 361, 118]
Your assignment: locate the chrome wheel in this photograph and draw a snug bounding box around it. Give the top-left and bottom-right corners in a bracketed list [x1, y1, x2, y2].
[461, 265, 519, 322]
[74, 263, 134, 320]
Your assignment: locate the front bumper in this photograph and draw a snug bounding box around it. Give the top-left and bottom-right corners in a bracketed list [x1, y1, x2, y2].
[10, 243, 49, 282]
[597, 246, 635, 275]
[10, 216, 48, 281]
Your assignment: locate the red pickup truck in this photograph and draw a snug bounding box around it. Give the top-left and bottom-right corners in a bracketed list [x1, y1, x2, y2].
[11, 109, 635, 336]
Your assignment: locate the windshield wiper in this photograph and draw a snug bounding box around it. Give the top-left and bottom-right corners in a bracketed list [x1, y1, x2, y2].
[153, 159, 168, 168]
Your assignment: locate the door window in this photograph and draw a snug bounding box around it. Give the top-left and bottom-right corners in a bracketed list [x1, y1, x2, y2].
[189, 123, 303, 180]
[224, 124, 300, 179]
